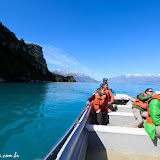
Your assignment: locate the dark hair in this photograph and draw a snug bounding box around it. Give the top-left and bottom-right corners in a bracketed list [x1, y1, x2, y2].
[102, 82, 108, 86]
[145, 88, 153, 93]
[97, 86, 104, 93]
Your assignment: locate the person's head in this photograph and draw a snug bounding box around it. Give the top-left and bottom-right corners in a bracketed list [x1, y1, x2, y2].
[102, 82, 108, 90]
[145, 88, 153, 95]
[103, 78, 108, 83]
[97, 86, 105, 95]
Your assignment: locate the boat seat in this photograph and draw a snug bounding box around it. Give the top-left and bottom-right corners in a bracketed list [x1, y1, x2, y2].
[108, 112, 135, 126]
[116, 105, 132, 112]
[86, 125, 160, 155]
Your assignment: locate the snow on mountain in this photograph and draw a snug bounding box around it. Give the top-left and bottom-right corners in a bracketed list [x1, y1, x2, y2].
[109, 74, 160, 84]
[53, 69, 98, 82]
[125, 74, 152, 77]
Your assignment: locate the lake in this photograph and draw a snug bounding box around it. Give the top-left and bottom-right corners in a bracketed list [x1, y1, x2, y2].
[0, 82, 160, 160]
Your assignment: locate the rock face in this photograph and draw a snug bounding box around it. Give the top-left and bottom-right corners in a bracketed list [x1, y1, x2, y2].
[0, 22, 75, 82]
[54, 69, 98, 82]
[26, 43, 47, 75]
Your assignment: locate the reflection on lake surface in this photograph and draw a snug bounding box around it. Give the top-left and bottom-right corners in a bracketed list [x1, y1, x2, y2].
[0, 82, 159, 159]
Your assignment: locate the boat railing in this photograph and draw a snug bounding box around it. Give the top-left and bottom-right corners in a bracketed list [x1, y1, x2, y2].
[41, 103, 92, 160]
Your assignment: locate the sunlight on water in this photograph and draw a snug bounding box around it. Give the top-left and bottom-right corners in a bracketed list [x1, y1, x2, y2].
[0, 82, 159, 159]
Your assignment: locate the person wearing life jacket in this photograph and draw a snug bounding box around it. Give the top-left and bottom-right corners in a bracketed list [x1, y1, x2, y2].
[102, 82, 117, 111]
[86, 86, 109, 125]
[126, 88, 155, 128]
[143, 94, 160, 140]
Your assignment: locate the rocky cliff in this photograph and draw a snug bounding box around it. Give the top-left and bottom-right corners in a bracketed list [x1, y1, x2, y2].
[0, 22, 75, 82]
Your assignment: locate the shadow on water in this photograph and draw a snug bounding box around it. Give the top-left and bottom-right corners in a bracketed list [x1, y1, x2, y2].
[0, 82, 99, 159]
[0, 82, 48, 152]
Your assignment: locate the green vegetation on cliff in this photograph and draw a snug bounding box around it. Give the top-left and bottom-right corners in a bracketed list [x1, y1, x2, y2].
[53, 73, 76, 82]
[0, 22, 76, 82]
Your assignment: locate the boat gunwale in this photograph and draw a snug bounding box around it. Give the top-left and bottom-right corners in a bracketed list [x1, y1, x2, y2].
[42, 104, 92, 160]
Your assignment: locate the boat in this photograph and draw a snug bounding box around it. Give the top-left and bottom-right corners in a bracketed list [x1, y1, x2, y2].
[39, 94, 160, 160]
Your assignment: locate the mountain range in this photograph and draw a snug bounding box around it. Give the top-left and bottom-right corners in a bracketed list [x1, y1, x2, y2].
[53, 69, 98, 82]
[108, 74, 160, 84]
[53, 70, 160, 84]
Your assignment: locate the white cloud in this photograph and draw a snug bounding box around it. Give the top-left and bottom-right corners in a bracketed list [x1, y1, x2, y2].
[25, 42, 99, 80]
[42, 45, 100, 79]
[43, 45, 79, 67]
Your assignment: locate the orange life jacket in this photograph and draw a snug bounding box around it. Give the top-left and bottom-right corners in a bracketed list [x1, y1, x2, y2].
[133, 92, 149, 109]
[146, 94, 160, 125]
[93, 92, 106, 110]
[105, 89, 114, 103]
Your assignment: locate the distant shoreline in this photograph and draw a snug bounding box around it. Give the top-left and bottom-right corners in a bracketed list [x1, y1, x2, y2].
[0, 80, 160, 85]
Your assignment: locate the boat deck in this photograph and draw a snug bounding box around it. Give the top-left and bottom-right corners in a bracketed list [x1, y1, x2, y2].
[86, 148, 160, 160]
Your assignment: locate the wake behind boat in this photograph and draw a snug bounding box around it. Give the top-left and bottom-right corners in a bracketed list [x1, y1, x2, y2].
[40, 94, 160, 160]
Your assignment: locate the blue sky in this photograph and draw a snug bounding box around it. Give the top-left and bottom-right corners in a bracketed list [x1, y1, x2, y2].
[1, 0, 160, 81]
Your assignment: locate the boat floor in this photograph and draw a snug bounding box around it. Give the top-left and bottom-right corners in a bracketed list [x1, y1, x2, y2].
[86, 148, 160, 160]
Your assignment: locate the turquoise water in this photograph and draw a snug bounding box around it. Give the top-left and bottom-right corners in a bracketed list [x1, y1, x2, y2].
[0, 82, 160, 160]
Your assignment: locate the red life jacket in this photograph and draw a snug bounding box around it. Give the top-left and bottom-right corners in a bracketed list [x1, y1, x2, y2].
[133, 92, 149, 109]
[146, 94, 160, 125]
[93, 92, 106, 110]
[105, 89, 114, 103]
